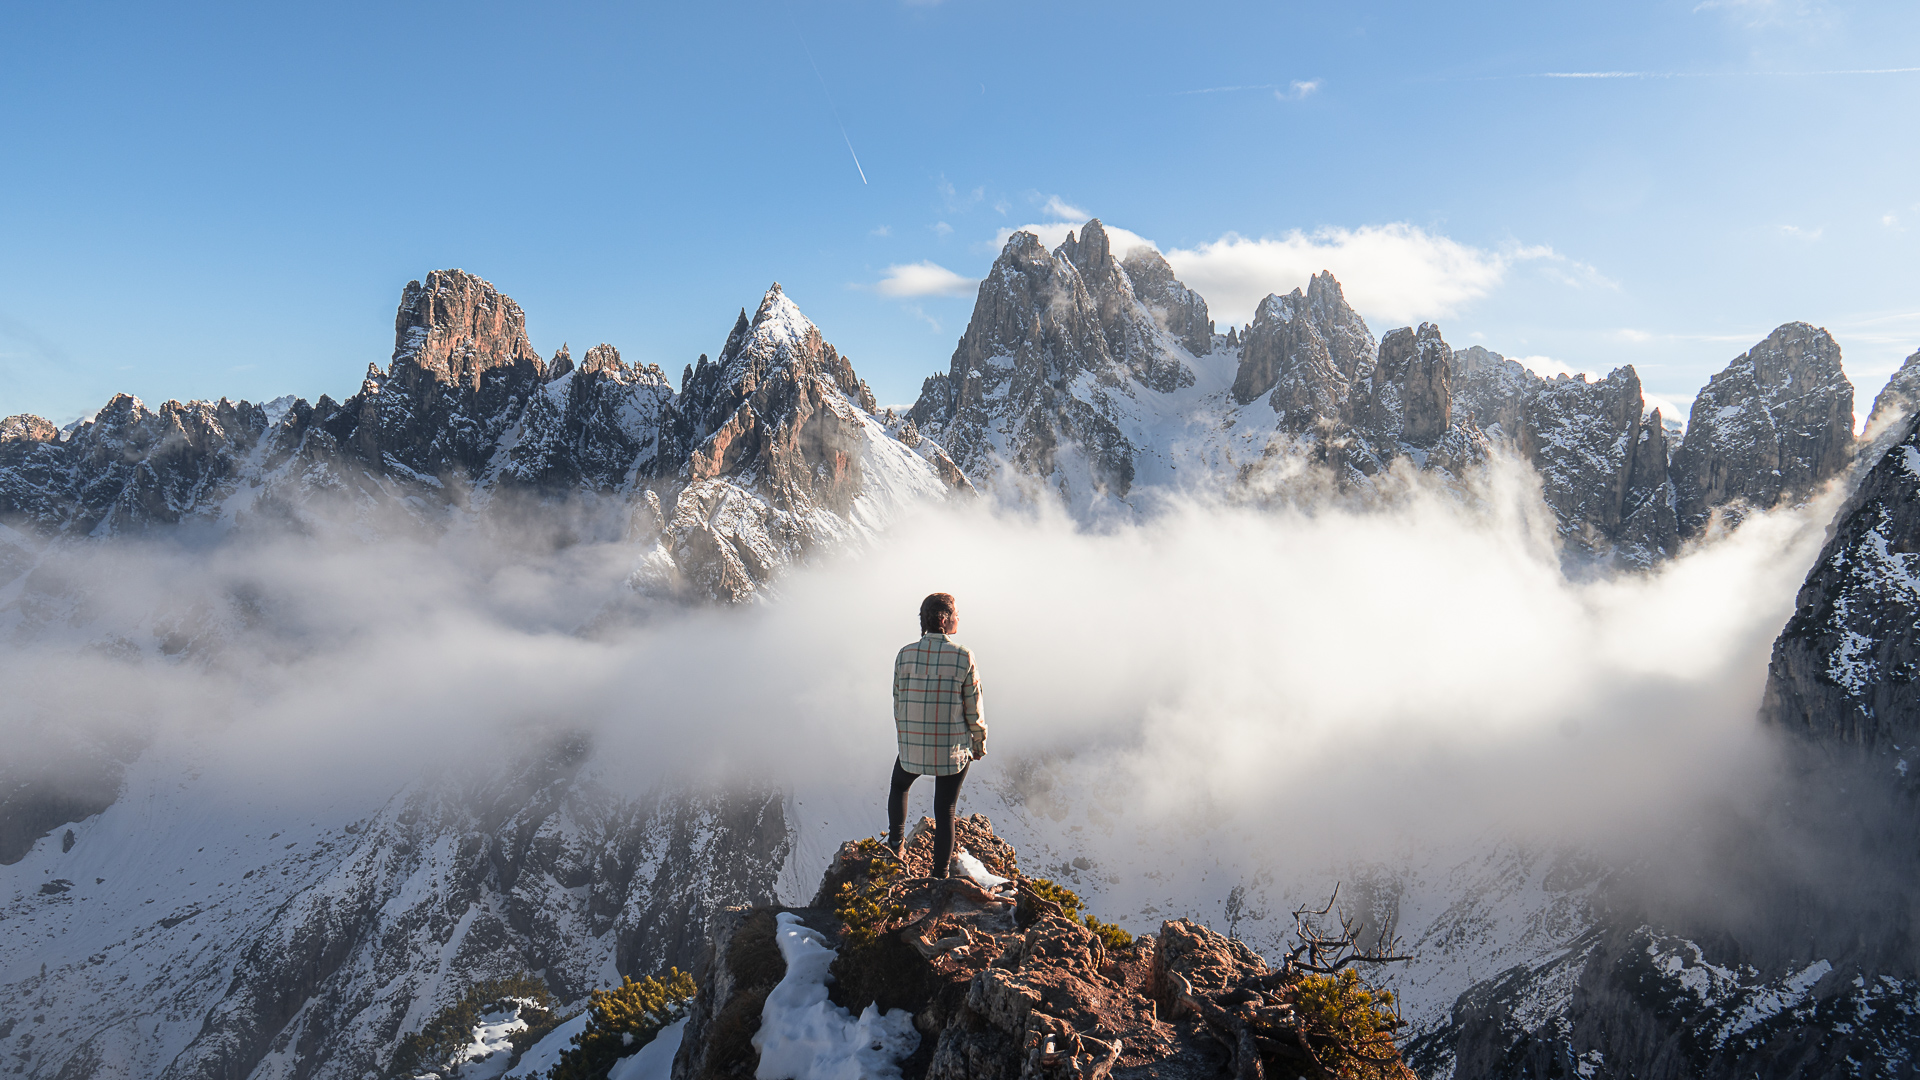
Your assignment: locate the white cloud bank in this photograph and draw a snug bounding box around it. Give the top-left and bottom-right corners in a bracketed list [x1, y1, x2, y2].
[874, 261, 977, 298]
[986, 216, 1590, 329]
[1162, 225, 1519, 328]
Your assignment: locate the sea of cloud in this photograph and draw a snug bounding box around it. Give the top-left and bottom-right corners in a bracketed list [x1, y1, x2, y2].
[0, 460, 1843, 891]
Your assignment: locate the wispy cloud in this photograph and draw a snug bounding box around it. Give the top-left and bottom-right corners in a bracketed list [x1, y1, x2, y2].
[1042, 195, 1089, 221]
[931, 221, 954, 237]
[1175, 80, 1322, 100]
[870, 225, 892, 238]
[1522, 66, 1920, 79]
[937, 178, 985, 213]
[1779, 224, 1824, 241]
[873, 261, 977, 298]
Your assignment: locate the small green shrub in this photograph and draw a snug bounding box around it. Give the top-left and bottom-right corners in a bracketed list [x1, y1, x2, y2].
[1289, 968, 1409, 1079]
[834, 838, 907, 949]
[549, 968, 698, 1080]
[1082, 914, 1133, 951]
[386, 973, 556, 1079]
[1022, 877, 1083, 921]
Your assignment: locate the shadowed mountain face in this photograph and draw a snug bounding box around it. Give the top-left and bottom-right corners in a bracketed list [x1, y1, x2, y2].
[1421, 414, 1920, 1080]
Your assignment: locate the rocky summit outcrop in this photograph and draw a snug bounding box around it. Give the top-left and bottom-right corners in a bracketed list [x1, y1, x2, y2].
[1230, 272, 1375, 427]
[909, 221, 1202, 503]
[1338, 323, 1486, 479]
[674, 817, 1414, 1080]
[1671, 322, 1855, 537]
[1121, 248, 1213, 359]
[0, 271, 964, 605]
[1521, 368, 1678, 570]
[348, 269, 551, 479]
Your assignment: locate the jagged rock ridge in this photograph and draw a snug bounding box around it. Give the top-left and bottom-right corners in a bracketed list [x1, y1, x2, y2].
[0, 270, 968, 607]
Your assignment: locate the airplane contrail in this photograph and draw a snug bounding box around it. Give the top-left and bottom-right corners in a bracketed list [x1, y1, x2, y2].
[785, 3, 868, 185]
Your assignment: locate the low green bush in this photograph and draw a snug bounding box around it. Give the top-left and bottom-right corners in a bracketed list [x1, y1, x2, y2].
[549, 968, 697, 1080]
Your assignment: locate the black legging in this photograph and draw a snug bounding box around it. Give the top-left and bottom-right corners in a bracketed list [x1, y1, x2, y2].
[888, 758, 969, 877]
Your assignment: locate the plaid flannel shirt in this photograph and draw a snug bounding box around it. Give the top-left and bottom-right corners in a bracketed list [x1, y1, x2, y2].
[893, 633, 986, 776]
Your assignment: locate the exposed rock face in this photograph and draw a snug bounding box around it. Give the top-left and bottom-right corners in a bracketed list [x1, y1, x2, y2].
[1522, 368, 1678, 570]
[504, 342, 675, 492]
[1760, 408, 1920, 752]
[1449, 347, 1535, 443]
[1858, 346, 1920, 470]
[0, 395, 270, 536]
[1229, 272, 1374, 421]
[1672, 323, 1856, 535]
[350, 269, 550, 478]
[1, 415, 58, 444]
[1432, 921, 1920, 1080]
[1868, 347, 1920, 433]
[910, 222, 1201, 502]
[1363, 323, 1453, 445]
[1121, 248, 1212, 358]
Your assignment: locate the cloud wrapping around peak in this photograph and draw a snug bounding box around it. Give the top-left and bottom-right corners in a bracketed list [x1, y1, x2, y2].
[994, 221, 1159, 262]
[875, 261, 977, 298]
[1161, 224, 1510, 327]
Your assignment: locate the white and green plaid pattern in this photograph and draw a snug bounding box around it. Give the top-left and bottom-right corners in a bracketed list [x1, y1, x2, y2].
[893, 633, 986, 776]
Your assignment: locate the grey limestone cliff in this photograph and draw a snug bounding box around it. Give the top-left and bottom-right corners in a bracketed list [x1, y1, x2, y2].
[1760, 406, 1920, 754]
[1671, 323, 1855, 536]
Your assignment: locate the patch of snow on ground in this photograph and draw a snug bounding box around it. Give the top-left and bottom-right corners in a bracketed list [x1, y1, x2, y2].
[1714, 959, 1834, 1047]
[951, 848, 1010, 890]
[753, 912, 919, 1080]
[444, 1003, 529, 1079]
[503, 1010, 590, 1077]
[607, 1015, 689, 1080]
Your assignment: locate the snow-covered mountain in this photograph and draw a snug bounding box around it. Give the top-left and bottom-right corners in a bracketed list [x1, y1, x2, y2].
[2, 225, 1915, 1079]
[0, 271, 966, 607]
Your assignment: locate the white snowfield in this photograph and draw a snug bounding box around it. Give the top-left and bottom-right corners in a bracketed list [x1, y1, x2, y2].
[752, 913, 918, 1080]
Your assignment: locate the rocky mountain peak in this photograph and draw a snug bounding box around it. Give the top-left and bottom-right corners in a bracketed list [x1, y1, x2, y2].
[1521, 364, 1680, 569]
[389, 269, 547, 391]
[580, 343, 630, 380]
[1231, 272, 1377, 427]
[1867, 346, 1920, 435]
[547, 343, 574, 381]
[1121, 246, 1212, 357]
[1672, 322, 1855, 535]
[1056, 217, 1114, 275]
[1, 414, 58, 443]
[1369, 322, 1454, 444]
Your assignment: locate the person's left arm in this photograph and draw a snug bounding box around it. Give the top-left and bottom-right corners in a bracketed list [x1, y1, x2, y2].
[962, 650, 987, 758]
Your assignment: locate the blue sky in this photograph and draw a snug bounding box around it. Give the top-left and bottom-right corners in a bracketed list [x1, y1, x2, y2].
[3, 0, 1917, 425]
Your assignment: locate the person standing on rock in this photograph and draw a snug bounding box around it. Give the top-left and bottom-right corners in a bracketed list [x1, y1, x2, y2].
[888, 592, 986, 878]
